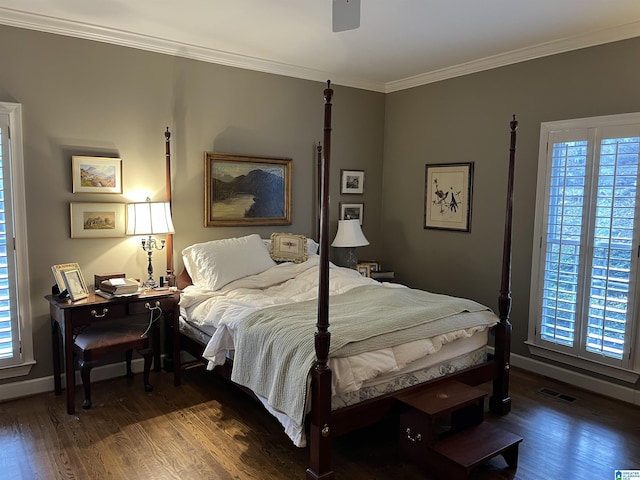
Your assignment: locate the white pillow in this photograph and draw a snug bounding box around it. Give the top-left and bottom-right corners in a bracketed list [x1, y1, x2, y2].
[182, 234, 276, 291]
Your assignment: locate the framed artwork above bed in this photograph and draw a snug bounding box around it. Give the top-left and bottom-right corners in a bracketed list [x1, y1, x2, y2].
[204, 152, 292, 227]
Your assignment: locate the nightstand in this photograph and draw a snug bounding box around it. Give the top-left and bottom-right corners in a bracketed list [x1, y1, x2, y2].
[46, 290, 179, 414]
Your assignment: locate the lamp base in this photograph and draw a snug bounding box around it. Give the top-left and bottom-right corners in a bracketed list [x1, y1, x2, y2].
[143, 278, 159, 289]
[345, 247, 358, 269]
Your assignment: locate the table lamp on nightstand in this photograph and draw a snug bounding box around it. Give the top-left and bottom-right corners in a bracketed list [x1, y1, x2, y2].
[331, 219, 369, 269]
[126, 199, 175, 288]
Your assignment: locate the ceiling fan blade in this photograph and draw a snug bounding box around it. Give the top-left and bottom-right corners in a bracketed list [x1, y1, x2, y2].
[332, 0, 360, 32]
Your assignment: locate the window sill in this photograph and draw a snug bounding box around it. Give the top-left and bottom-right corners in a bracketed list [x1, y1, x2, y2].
[525, 341, 639, 384]
[0, 360, 36, 380]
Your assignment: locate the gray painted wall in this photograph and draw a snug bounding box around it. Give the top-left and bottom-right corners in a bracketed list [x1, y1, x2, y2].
[2, 22, 639, 394]
[382, 37, 640, 376]
[0, 25, 384, 383]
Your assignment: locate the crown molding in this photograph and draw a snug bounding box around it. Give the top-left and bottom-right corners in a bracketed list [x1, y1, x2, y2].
[1, 7, 639, 94]
[386, 21, 640, 93]
[0, 7, 386, 93]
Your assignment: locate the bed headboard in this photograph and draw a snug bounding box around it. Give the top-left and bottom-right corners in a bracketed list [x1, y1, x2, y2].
[175, 268, 193, 290]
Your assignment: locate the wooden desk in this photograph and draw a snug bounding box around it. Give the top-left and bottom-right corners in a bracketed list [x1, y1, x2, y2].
[46, 290, 179, 414]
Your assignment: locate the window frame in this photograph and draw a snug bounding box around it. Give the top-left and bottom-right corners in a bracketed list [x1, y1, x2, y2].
[527, 112, 640, 384]
[0, 102, 34, 379]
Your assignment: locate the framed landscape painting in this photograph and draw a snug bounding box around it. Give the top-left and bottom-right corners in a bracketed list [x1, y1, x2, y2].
[70, 202, 126, 238]
[72, 156, 122, 194]
[204, 152, 292, 226]
[424, 162, 473, 232]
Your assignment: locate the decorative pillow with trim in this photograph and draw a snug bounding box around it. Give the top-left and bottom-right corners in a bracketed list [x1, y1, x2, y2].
[269, 233, 308, 263]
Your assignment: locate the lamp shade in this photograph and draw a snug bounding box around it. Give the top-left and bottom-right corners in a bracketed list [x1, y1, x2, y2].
[331, 219, 369, 247]
[126, 201, 175, 236]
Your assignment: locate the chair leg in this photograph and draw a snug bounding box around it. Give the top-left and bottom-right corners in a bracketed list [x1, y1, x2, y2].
[139, 347, 153, 392]
[79, 359, 96, 409]
[125, 349, 134, 378]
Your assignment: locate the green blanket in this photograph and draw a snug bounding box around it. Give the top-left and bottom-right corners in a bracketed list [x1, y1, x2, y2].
[230, 284, 494, 424]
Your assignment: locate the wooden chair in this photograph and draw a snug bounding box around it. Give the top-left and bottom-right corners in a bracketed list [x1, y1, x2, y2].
[72, 323, 153, 409]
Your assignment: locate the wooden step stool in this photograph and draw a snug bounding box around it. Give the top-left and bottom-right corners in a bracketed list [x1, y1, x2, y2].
[395, 380, 522, 479]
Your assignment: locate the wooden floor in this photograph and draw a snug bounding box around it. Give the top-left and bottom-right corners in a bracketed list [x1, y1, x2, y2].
[1, 365, 638, 479]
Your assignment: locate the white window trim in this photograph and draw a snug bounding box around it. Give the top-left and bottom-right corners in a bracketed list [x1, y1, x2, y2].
[527, 112, 640, 383]
[0, 102, 35, 379]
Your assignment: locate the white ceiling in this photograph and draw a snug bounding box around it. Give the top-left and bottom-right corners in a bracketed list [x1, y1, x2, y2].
[2, 0, 640, 93]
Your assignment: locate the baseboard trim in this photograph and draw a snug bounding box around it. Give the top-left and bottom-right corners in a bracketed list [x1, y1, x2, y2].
[3, 352, 640, 407]
[508, 351, 640, 407]
[0, 358, 148, 403]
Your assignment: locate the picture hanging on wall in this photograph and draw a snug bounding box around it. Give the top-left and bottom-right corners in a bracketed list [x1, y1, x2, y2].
[70, 202, 126, 238]
[204, 152, 292, 227]
[339, 202, 364, 225]
[72, 156, 122, 194]
[424, 162, 473, 232]
[340, 169, 364, 194]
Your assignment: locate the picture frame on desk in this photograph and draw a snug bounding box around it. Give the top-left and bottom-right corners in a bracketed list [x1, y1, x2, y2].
[61, 268, 89, 301]
[51, 263, 87, 294]
[358, 260, 379, 272]
[356, 263, 371, 277]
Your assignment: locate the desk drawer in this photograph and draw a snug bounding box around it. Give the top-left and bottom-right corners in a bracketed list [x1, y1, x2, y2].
[127, 297, 174, 315]
[70, 303, 126, 324]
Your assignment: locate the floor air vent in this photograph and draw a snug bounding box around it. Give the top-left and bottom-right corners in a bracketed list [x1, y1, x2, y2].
[538, 388, 577, 403]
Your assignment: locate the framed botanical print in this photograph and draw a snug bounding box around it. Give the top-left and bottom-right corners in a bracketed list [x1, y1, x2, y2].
[424, 162, 473, 232]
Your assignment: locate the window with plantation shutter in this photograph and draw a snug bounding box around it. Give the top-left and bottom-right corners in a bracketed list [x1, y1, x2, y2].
[0, 102, 33, 378]
[528, 113, 640, 379]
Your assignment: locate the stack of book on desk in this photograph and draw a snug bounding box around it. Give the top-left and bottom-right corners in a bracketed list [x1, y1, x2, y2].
[96, 278, 140, 298]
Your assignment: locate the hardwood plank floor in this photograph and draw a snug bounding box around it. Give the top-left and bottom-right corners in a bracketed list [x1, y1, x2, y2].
[1, 365, 638, 479]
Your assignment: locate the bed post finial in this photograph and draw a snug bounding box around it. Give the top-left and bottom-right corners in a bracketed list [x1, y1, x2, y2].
[490, 115, 517, 416]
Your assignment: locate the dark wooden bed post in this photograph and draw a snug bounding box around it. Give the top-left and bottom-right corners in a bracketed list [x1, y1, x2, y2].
[165, 127, 174, 279]
[489, 115, 518, 415]
[306, 81, 335, 480]
[316, 142, 322, 242]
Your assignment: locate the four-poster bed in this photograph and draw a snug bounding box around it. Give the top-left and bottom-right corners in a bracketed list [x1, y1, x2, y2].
[167, 82, 518, 479]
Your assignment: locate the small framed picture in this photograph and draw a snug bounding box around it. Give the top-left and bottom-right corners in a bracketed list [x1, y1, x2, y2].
[358, 260, 379, 272]
[52, 263, 88, 299]
[339, 202, 364, 225]
[70, 202, 126, 238]
[51, 263, 84, 292]
[61, 268, 89, 301]
[356, 263, 371, 277]
[72, 156, 122, 194]
[340, 169, 364, 194]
